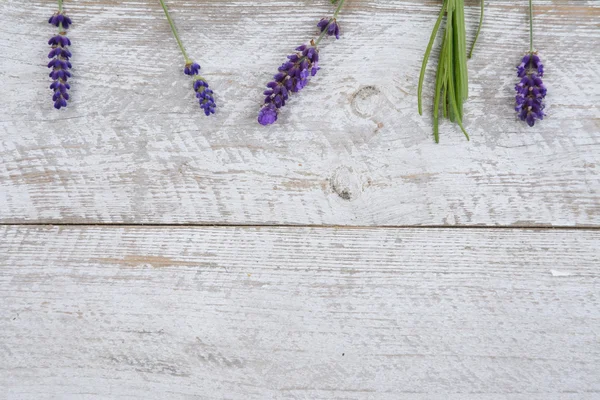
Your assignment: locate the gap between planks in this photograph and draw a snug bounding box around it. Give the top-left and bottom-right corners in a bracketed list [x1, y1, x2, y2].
[0, 222, 599, 231]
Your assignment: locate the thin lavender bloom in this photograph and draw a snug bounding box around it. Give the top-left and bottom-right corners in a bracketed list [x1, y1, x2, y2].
[515, 53, 546, 127]
[48, 10, 72, 109]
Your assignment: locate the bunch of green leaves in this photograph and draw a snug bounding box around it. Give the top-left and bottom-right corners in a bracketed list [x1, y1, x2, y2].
[418, 0, 484, 143]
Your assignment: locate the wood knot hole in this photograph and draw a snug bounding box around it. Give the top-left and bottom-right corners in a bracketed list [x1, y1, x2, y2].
[351, 85, 383, 118]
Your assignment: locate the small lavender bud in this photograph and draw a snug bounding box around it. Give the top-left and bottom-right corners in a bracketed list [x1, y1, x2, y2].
[48, 12, 72, 30]
[318, 18, 340, 40]
[515, 53, 546, 127]
[184, 61, 201, 76]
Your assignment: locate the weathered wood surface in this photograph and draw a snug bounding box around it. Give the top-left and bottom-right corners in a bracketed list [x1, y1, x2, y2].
[1, 226, 599, 398]
[0, 1, 598, 225]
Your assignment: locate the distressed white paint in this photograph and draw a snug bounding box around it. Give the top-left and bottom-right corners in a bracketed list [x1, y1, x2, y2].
[0, 226, 599, 398]
[0, 1, 598, 225]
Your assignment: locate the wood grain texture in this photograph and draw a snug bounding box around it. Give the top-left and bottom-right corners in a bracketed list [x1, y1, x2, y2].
[0, 0, 599, 225]
[0, 225, 599, 399]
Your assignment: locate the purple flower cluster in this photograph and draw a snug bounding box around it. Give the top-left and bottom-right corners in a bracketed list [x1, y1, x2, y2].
[318, 18, 340, 40]
[258, 44, 320, 125]
[48, 12, 72, 29]
[183, 61, 216, 116]
[48, 12, 72, 109]
[515, 53, 546, 127]
[184, 61, 200, 76]
[194, 79, 216, 116]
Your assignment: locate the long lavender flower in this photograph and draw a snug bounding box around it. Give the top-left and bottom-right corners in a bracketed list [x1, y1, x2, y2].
[48, 0, 72, 109]
[258, 0, 346, 126]
[515, 0, 546, 126]
[159, 0, 216, 116]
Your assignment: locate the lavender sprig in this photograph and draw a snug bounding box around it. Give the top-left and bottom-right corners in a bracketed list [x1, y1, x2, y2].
[48, 0, 72, 109]
[515, 0, 546, 126]
[159, 0, 216, 116]
[258, 0, 346, 126]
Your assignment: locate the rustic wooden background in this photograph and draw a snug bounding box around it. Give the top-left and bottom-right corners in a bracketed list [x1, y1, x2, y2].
[1, 0, 599, 398]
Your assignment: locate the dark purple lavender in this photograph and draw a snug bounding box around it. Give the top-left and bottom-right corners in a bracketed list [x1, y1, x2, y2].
[317, 18, 340, 40]
[194, 79, 216, 116]
[515, 53, 546, 127]
[48, 11, 72, 110]
[159, 0, 216, 116]
[257, 0, 346, 126]
[48, 12, 72, 30]
[257, 44, 320, 126]
[517, 54, 544, 77]
[258, 104, 278, 126]
[183, 62, 216, 116]
[184, 61, 201, 76]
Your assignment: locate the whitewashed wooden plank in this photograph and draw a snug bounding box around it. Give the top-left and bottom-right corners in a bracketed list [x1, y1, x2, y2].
[0, 225, 599, 398]
[0, 1, 598, 225]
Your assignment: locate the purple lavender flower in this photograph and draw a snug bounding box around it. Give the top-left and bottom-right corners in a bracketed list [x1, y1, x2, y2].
[187, 66, 216, 115]
[258, 104, 278, 125]
[159, 0, 216, 116]
[515, 53, 546, 127]
[180, 62, 216, 116]
[515, 0, 546, 127]
[48, 9, 72, 110]
[258, 44, 320, 126]
[317, 18, 340, 40]
[194, 79, 216, 116]
[184, 61, 201, 76]
[517, 54, 544, 77]
[48, 12, 72, 30]
[257, 0, 346, 125]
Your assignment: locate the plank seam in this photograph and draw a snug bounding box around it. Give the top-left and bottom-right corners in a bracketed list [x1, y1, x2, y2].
[0, 223, 598, 231]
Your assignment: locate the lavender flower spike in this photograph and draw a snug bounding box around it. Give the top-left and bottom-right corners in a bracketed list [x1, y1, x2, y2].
[159, 0, 216, 116]
[48, 1, 72, 110]
[257, 0, 347, 126]
[515, 53, 546, 127]
[258, 44, 320, 126]
[515, 0, 546, 127]
[194, 78, 216, 116]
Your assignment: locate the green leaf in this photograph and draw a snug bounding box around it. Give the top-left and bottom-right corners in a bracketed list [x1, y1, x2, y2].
[469, 1, 485, 58]
[418, 0, 473, 142]
[418, 1, 448, 116]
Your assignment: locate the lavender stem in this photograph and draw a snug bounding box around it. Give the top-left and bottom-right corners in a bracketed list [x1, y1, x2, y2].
[333, 0, 346, 18]
[529, 0, 534, 53]
[158, 0, 190, 62]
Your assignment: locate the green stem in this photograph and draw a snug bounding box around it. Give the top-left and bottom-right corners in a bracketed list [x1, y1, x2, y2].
[315, 27, 330, 46]
[453, 0, 468, 108]
[315, 0, 347, 46]
[158, 0, 190, 62]
[468, 0, 484, 58]
[529, 0, 534, 53]
[417, 1, 448, 116]
[58, 0, 64, 32]
[333, 0, 346, 18]
[433, 31, 448, 143]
